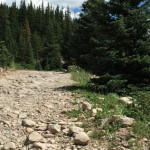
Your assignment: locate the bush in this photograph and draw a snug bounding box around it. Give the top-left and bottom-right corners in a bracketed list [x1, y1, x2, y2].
[88, 73, 150, 95]
[88, 73, 128, 95]
[124, 92, 150, 121]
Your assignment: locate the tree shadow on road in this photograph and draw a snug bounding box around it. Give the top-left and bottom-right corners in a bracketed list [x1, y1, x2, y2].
[53, 84, 94, 93]
[53, 85, 78, 92]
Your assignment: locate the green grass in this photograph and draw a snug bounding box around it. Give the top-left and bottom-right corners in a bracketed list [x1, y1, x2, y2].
[67, 65, 150, 149]
[68, 65, 91, 86]
[65, 108, 83, 119]
[10, 62, 25, 70]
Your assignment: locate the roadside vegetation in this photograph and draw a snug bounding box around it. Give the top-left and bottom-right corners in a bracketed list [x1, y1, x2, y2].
[67, 65, 150, 149]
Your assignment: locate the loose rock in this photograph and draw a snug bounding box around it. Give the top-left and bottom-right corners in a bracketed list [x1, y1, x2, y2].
[22, 119, 36, 127]
[26, 128, 34, 133]
[3, 142, 16, 150]
[68, 126, 84, 136]
[91, 108, 103, 117]
[118, 97, 133, 105]
[99, 118, 109, 126]
[112, 115, 135, 126]
[74, 132, 90, 145]
[28, 131, 43, 142]
[19, 112, 28, 119]
[48, 124, 61, 134]
[82, 102, 92, 111]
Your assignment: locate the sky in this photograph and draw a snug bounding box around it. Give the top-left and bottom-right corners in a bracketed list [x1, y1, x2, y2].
[0, 0, 85, 18]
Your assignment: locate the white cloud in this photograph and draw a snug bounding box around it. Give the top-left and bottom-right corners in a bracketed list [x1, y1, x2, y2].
[46, 0, 84, 8]
[0, 0, 85, 8]
[1, 0, 84, 18]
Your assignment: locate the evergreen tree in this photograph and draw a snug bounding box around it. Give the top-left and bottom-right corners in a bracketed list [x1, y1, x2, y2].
[31, 31, 42, 70]
[18, 18, 35, 69]
[9, 2, 19, 59]
[0, 4, 13, 51]
[0, 41, 13, 67]
[27, 1, 36, 32]
[44, 44, 62, 70]
[73, 0, 150, 94]
[19, 0, 27, 24]
[0, 1, 75, 71]
[62, 7, 73, 63]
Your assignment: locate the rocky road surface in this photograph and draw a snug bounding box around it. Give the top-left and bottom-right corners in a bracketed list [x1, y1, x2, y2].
[0, 70, 104, 150]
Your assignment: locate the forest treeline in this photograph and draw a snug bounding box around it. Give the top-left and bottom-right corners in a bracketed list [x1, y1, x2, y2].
[0, 0, 150, 94]
[0, 0, 75, 70]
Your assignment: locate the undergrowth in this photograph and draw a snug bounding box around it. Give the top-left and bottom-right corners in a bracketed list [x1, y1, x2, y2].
[67, 65, 150, 149]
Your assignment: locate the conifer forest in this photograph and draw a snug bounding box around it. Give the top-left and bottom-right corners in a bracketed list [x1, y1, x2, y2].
[0, 0, 150, 94]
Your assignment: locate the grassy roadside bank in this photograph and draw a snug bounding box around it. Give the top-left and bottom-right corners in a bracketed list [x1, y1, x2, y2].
[67, 66, 150, 149]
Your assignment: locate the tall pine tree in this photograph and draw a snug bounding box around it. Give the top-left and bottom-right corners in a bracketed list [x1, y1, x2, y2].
[73, 0, 150, 94]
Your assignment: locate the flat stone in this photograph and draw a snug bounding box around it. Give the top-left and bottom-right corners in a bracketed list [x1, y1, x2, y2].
[28, 131, 43, 142]
[118, 97, 133, 105]
[34, 142, 59, 150]
[22, 119, 36, 127]
[74, 122, 83, 127]
[112, 115, 135, 126]
[68, 126, 84, 136]
[36, 124, 47, 131]
[19, 112, 28, 119]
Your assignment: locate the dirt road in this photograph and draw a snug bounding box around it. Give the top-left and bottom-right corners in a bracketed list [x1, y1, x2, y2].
[0, 70, 103, 150]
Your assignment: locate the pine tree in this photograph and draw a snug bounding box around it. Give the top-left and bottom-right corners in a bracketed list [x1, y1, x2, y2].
[9, 2, 19, 59]
[62, 7, 73, 62]
[31, 31, 42, 70]
[19, 0, 27, 24]
[44, 44, 62, 70]
[27, 1, 36, 32]
[0, 1, 75, 71]
[0, 4, 13, 50]
[73, 0, 150, 94]
[0, 41, 13, 67]
[18, 18, 35, 69]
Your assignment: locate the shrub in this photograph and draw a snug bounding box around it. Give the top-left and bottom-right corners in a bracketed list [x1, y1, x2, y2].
[88, 73, 128, 95]
[124, 92, 150, 121]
